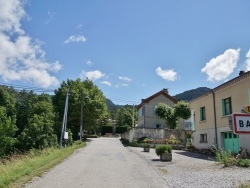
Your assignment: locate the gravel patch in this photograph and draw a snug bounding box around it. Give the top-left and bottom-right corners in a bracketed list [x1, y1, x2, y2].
[129, 147, 250, 188]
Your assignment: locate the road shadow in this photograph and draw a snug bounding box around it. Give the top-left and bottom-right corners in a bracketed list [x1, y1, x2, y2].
[174, 151, 216, 161]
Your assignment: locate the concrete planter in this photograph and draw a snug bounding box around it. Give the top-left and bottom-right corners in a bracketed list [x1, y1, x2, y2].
[143, 147, 150, 152]
[161, 153, 172, 161]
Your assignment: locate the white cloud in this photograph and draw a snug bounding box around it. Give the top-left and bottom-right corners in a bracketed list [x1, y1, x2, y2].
[245, 50, 250, 71]
[45, 10, 55, 24]
[201, 49, 240, 82]
[0, 0, 61, 88]
[80, 70, 105, 81]
[100, 81, 112, 86]
[64, 35, 87, 44]
[155, 67, 177, 81]
[118, 76, 131, 82]
[86, 60, 93, 66]
[121, 84, 129, 87]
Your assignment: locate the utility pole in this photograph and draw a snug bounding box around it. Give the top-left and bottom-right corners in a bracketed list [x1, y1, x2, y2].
[132, 104, 135, 127]
[60, 91, 69, 147]
[80, 94, 84, 141]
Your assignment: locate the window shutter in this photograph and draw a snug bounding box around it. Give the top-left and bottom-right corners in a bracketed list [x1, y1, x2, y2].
[221, 99, 225, 116]
[199, 107, 202, 121]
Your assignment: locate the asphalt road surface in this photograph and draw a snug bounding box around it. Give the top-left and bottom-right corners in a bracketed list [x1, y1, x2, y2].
[25, 138, 167, 188]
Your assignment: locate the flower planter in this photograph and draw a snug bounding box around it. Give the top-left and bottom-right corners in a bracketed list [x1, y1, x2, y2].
[143, 147, 150, 152]
[161, 153, 172, 161]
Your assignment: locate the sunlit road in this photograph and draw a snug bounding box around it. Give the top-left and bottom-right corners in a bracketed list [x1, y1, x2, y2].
[25, 138, 167, 188]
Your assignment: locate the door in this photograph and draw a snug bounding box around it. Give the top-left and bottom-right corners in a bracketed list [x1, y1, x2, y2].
[223, 132, 239, 153]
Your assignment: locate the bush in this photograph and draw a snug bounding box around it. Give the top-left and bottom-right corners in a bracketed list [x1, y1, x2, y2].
[131, 139, 138, 147]
[116, 126, 130, 134]
[142, 143, 150, 148]
[213, 146, 236, 167]
[237, 159, 250, 168]
[155, 145, 172, 156]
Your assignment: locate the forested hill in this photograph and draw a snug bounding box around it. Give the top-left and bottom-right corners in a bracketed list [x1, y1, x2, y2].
[173, 87, 211, 101]
[106, 99, 122, 110]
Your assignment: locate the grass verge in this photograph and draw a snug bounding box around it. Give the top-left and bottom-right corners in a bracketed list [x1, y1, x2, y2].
[0, 141, 85, 188]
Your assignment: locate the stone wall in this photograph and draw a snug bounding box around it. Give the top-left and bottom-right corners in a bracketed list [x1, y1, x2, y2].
[121, 127, 188, 142]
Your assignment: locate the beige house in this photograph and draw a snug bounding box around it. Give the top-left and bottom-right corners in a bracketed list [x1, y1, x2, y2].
[137, 89, 179, 128]
[188, 70, 250, 153]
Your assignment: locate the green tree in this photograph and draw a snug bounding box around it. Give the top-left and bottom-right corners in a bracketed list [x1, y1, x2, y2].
[0, 86, 16, 117]
[15, 90, 38, 135]
[155, 103, 177, 129]
[155, 101, 191, 129]
[174, 100, 191, 120]
[53, 79, 109, 139]
[18, 97, 57, 150]
[0, 107, 17, 157]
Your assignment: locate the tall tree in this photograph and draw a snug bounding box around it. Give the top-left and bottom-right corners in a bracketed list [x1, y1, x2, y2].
[0, 107, 17, 157]
[53, 78, 109, 139]
[18, 96, 57, 150]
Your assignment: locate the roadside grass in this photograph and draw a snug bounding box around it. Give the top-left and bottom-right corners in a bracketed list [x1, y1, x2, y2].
[239, 182, 250, 188]
[0, 141, 85, 188]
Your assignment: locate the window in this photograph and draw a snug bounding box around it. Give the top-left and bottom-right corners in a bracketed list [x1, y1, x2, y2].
[200, 106, 206, 121]
[155, 124, 161, 128]
[222, 97, 232, 115]
[200, 134, 207, 143]
[138, 106, 145, 117]
[153, 106, 156, 115]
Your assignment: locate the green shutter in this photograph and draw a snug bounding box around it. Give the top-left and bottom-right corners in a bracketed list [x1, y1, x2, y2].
[221, 99, 225, 116]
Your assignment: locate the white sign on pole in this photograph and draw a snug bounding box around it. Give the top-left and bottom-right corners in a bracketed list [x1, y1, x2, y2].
[233, 113, 250, 134]
[64, 132, 69, 139]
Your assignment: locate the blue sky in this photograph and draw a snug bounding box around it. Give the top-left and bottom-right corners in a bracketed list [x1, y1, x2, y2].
[1, 0, 250, 105]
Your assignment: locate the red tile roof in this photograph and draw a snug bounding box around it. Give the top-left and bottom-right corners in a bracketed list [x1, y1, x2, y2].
[137, 89, 177, 109]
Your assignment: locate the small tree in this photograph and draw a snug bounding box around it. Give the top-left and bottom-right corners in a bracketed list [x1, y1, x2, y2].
[155, 101, 191, 129]
[155, 103, 177, 129]
[174, 100, 191, 120]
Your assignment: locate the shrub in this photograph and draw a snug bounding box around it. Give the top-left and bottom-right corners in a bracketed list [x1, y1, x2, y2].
[142, 143, 150, 148]
[213, 146, 236, 167]
[155, 145, 172, 156]
[116, 126, 130, 134]
[131, 139, 138, 147]
[237, 159, 250, 168]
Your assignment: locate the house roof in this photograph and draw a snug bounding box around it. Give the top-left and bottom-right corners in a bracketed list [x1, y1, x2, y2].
[137, 89, 177, 110]
[190, 70, 250, 103]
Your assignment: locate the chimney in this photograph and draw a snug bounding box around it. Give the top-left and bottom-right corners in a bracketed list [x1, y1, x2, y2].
[163, 88, 168, 94]
[141, 99, 145, 103]
[239, 71, 245, 76]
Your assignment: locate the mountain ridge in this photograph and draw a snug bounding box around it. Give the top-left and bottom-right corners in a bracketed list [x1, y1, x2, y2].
[106, 87, 211, 110]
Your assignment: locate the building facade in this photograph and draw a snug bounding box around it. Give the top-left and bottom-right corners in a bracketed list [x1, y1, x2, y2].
[189, 71, 250, 153]
[137, 89, 179, 129]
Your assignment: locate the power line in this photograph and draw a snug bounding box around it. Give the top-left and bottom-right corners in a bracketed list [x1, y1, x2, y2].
[0, 82, 55, 93]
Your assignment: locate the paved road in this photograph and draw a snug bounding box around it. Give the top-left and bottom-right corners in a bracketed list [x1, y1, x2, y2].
[25, 138, 167, 188]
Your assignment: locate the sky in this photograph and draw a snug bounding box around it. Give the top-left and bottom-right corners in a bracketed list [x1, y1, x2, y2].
[0, 0, 250, 105]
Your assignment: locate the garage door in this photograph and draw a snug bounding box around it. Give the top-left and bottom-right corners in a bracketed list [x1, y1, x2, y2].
[223, 132, 239, 153]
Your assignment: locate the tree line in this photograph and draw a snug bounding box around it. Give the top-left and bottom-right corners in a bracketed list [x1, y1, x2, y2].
[0, 78, 136, 158]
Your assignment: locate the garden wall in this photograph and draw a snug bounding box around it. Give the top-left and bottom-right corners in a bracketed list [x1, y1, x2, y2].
[121, 127, 187, 142]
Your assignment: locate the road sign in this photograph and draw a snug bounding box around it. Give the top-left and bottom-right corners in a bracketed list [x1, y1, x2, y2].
[233, 113, 250, 134]
[245, 106, 250, 113]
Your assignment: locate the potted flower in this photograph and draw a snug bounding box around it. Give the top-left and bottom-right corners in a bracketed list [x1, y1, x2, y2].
[155, 144, 172, 161]
[142, 143, 150, 152]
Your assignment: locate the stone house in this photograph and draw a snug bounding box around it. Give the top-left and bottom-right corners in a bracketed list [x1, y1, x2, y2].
[137, 88, 184, 129]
